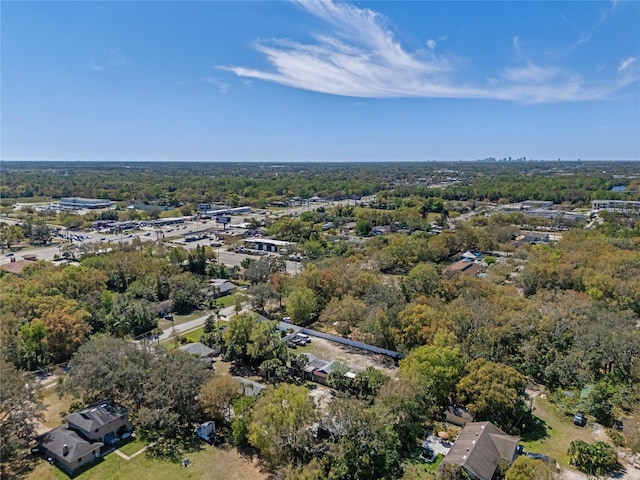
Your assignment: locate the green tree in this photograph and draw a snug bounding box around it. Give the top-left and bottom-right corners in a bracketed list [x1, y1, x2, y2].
[0, 359, 43, 477]
[248, 282, 278, 314]
[248, 384, 317, 467]
[325, 399, 402, 480]
[231, 396, 256, 447]
[139, 350, 211, 439]
[170, 272, 206, 314]
[64, 335, 155, 410]
[399, 339, 465, 408]
[506, 456, 557, 480]
[353, 366, 390, 398]
[243, 256, 286, 285]
[286, 286, 318, 326]
[567, 440, 618, 475]
[223, 312, 260, 361]
[456, 358, 528, 434]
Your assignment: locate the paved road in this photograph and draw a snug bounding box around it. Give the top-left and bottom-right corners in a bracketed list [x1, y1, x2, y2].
[157, 304, 243, 342]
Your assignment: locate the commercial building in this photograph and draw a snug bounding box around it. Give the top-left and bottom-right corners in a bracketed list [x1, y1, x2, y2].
[591, 200, 640, 213]
[60, 197, 114, 209]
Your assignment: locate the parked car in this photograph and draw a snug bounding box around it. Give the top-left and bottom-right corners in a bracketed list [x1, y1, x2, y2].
[287, 341, 298, 349]
[573, 412, 587, 427]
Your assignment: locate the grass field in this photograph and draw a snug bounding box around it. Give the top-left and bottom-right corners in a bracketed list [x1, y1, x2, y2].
[26, 443, 267, 480]
[520, 392, 601, 467]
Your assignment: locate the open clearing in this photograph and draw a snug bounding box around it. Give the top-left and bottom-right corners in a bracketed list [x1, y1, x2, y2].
[521, 389, 602, 467]
[25, 444, 267, 480]
[292, 336, 398, 377]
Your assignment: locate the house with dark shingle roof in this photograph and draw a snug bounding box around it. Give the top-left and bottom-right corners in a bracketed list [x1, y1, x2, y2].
[36, 402, 132, 474]
[36, 427, 103, 473]
[441, 421, 518, 480]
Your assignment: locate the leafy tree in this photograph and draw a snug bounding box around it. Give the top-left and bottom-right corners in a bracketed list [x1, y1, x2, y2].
[64, 335, 155, 409]
[456, 358, 529, 434]
[435, 463, 470, 480]
[248, 282, 278, 314]
[0, 225, 25, 249]
[199, 375, 241, 421]
[353, 366, 390, 398]
[248, 384, 317, 467]
[170, 272, 206, 314]
[395, 302, 455, 350]
[568, 440, 618, 475]
[223, 312, 260, 361]
[231, 396, 256, 447]
[286, 286, 318, 326]
[589, 380, 614, 423]
[327, 361, 351, 392]
[139, 350, 211, 439]
[319, 295, 367, 336]
[505, 456, 556, 480]
[403, 262, 440, 299]
[247, 320, 288, 367]
[399, 338, 465, 408]
[35, 296, 92, 363]
[325, 399, 402, 480]
[0, 359, 43, 477]
[243, 256, 286, 285]
[375, 375, 435, 455]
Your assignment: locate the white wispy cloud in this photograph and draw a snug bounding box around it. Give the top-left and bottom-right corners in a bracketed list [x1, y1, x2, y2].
[219, 0, 637, 103]
[203, 76, 230, 93]
[618, 57, 636, 74]
[88, 48, 127, 71]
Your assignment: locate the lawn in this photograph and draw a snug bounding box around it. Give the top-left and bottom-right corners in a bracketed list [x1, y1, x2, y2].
[25, 444, 267, 480]
[214, 296, 236, 308]
[182, 327, 205, 343]
[520, 392, 600, 467]
[157, 311, 209, 330]
[117, 438, 148, 457]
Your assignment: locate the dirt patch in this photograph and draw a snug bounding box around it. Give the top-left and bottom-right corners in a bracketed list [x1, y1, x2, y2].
[38, 388, 75, 429]
[303, 337, 398, 377]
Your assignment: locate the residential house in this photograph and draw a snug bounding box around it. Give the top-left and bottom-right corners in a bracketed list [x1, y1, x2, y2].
[36, 402, 132, 474]
[179, 341, 220, 367]
[441, 421, 518, 480]
[209, 278, 237, 298]
[234, 376, 267, 397]
[445, 404, 475, 426]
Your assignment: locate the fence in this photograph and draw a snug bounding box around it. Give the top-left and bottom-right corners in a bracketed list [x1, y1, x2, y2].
[300, 328, 403, 359]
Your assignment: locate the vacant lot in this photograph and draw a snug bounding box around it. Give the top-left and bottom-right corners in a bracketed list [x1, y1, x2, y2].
[292, 336, 398, 377]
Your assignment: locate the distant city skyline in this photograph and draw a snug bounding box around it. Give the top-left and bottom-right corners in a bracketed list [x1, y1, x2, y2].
[2, 1, 639, 162]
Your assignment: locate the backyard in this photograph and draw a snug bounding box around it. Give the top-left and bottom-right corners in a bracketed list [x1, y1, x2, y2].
[26, 444, 266, 480]
[520, 387, 605, 467]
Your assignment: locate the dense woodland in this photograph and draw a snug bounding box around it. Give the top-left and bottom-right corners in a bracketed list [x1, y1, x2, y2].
[1, 161, 640, 479]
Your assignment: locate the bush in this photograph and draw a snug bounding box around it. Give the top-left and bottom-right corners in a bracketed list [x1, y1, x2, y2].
[567, 440, 618, 475]
[607, 428, 626, 447]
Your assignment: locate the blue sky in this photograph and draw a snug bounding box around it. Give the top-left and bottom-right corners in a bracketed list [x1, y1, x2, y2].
[2, 1, 639, 162]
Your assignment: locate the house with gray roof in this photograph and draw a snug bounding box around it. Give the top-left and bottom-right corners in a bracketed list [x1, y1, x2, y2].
[179, 341, 221, 366]
[36, 402, 132, 473]
[441, 421, 518, 480]
[36, 427, 103, 473]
